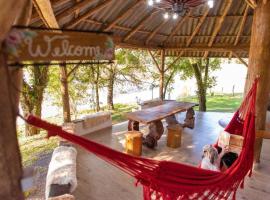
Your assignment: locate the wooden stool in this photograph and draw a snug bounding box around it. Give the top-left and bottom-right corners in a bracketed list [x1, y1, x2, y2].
[125, 131, 143, 156]
[167, 125, 183, 148]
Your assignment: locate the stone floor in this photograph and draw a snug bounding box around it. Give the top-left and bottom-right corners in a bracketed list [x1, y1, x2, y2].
[73, 111, 270, 200]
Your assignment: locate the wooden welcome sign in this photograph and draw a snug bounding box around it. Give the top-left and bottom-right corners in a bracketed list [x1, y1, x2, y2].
[4, 27, 115, 62]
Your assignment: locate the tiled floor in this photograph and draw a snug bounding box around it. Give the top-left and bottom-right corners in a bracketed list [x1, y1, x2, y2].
[73, 111, 270, 200]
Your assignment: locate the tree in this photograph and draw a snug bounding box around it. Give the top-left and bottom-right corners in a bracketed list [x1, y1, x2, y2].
[106, 64, 116, 110]
[148, 50, 181, 100]
[163, 56, 184, 98]
[47, 64, 89, 119]
[179, 58, 221, 111]
[21, 65, 49, 136]
[104, 49, 147, 110]
[90, 64, 102, 111]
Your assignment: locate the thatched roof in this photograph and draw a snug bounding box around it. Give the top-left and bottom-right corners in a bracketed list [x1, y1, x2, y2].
[30, 0, 253, 58]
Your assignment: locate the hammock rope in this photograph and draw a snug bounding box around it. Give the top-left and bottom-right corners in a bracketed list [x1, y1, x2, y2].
[24, 78, 258, 200]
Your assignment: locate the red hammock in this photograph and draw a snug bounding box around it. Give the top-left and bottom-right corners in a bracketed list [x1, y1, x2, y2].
[25, 79, 258, 200]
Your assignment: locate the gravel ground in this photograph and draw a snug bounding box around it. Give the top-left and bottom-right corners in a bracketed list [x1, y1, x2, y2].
[26, 152, 52, 200]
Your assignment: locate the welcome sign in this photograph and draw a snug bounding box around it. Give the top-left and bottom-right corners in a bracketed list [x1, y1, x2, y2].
[4, 27, 115, 62]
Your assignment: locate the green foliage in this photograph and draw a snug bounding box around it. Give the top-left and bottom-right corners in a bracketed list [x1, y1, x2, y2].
[178, 58, 221, 89]
[21, 65, 49, 113]
[46, 65, 91, 116]
[113, 49, 149, 90]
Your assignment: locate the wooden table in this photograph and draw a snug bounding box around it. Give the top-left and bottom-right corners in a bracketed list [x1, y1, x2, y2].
[126, 101, 198, 148]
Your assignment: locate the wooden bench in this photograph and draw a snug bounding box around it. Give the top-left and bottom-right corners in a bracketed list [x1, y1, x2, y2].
[63, 112, 112, 135]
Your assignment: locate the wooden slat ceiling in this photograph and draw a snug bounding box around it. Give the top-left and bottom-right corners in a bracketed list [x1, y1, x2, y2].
[30, 0, 253, 58]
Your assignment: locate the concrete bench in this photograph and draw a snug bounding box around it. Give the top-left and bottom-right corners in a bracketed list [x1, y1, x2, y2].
[46, 146, 77, 200]
[64, 112, 112, 135]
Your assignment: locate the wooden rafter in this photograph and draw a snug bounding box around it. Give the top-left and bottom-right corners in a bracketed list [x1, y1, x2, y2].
[103, 0, 143, 32]
[164, 45, 249, 52]
[204, 0, 232, 58]
[31, 0, 68, 23]
[145, 20, 167, 45]
[123, 10, 157, 42]
[173, 8, 209, 59]
[232, 51, 248, 67]
[163, 11, 191, 45]
[245, 0, 257, 8]
[234, 5, 249, 46]
[165, 55, 182, 72]
[148, 50, 161, 72]
[84, 18, 251, 40]
[74, 0, 81, 18]
[229, 4, 249, 58]
[186, 8, 209, 47]
[64, 0, 114, 29]
[32, 0, 59, 28]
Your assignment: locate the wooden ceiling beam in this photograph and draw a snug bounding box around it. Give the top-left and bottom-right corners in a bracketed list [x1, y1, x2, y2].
[145, 20, 167, 45]
[232, 51, 248, 67]
[64, 0, 114, 29]
[164, 45, 249, 52]
[208, 0, 233, 47]
[204, 0, 232, 58]
[148, 50, 161, 72]
[31, 0, 70, 24]
[83, 19, 251, 39]
[116, 38, 249, 52]
[234, 5, 249, 46]
[103, 0, 143, 32]
[229, 4, 250, 58]
[163, 12, 190, 45]
[123, 10, 157, 42]
[32, 0, 60, 28]
[245, 0, 257, 8]
[165, 55, 182, 72]
[186, 8, 209, 47]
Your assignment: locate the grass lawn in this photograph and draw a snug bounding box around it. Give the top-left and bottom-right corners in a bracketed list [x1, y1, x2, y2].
[179, 93, 243, 112]
[110, 103, 138, 124]
[18, 130, 59, 167]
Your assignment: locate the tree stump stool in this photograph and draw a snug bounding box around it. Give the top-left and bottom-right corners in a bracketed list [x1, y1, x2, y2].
[167, 124, 183, 148]
[125, 131, 143, 156]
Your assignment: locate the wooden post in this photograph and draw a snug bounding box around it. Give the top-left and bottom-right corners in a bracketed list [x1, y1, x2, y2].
[159, 49, 165, 100]
[245, 0, 270, 163]
[0, 0, 29, 198]
[60, 62, 71, 123]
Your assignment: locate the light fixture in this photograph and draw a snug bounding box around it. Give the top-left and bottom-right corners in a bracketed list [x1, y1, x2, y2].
[148, 0, 154, 6]
[208, 0, 214, 8]
[172, 13, 178, 20]
[163, 12, 169, 19]
[146, 0, 213, 20]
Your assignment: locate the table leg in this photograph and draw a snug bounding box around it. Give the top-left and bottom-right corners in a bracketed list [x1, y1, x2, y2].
[165, 114, 179, 126]
[143, 120, 164, 148]
[184, 108, 195, 129]
[128, 120, 139, 131]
